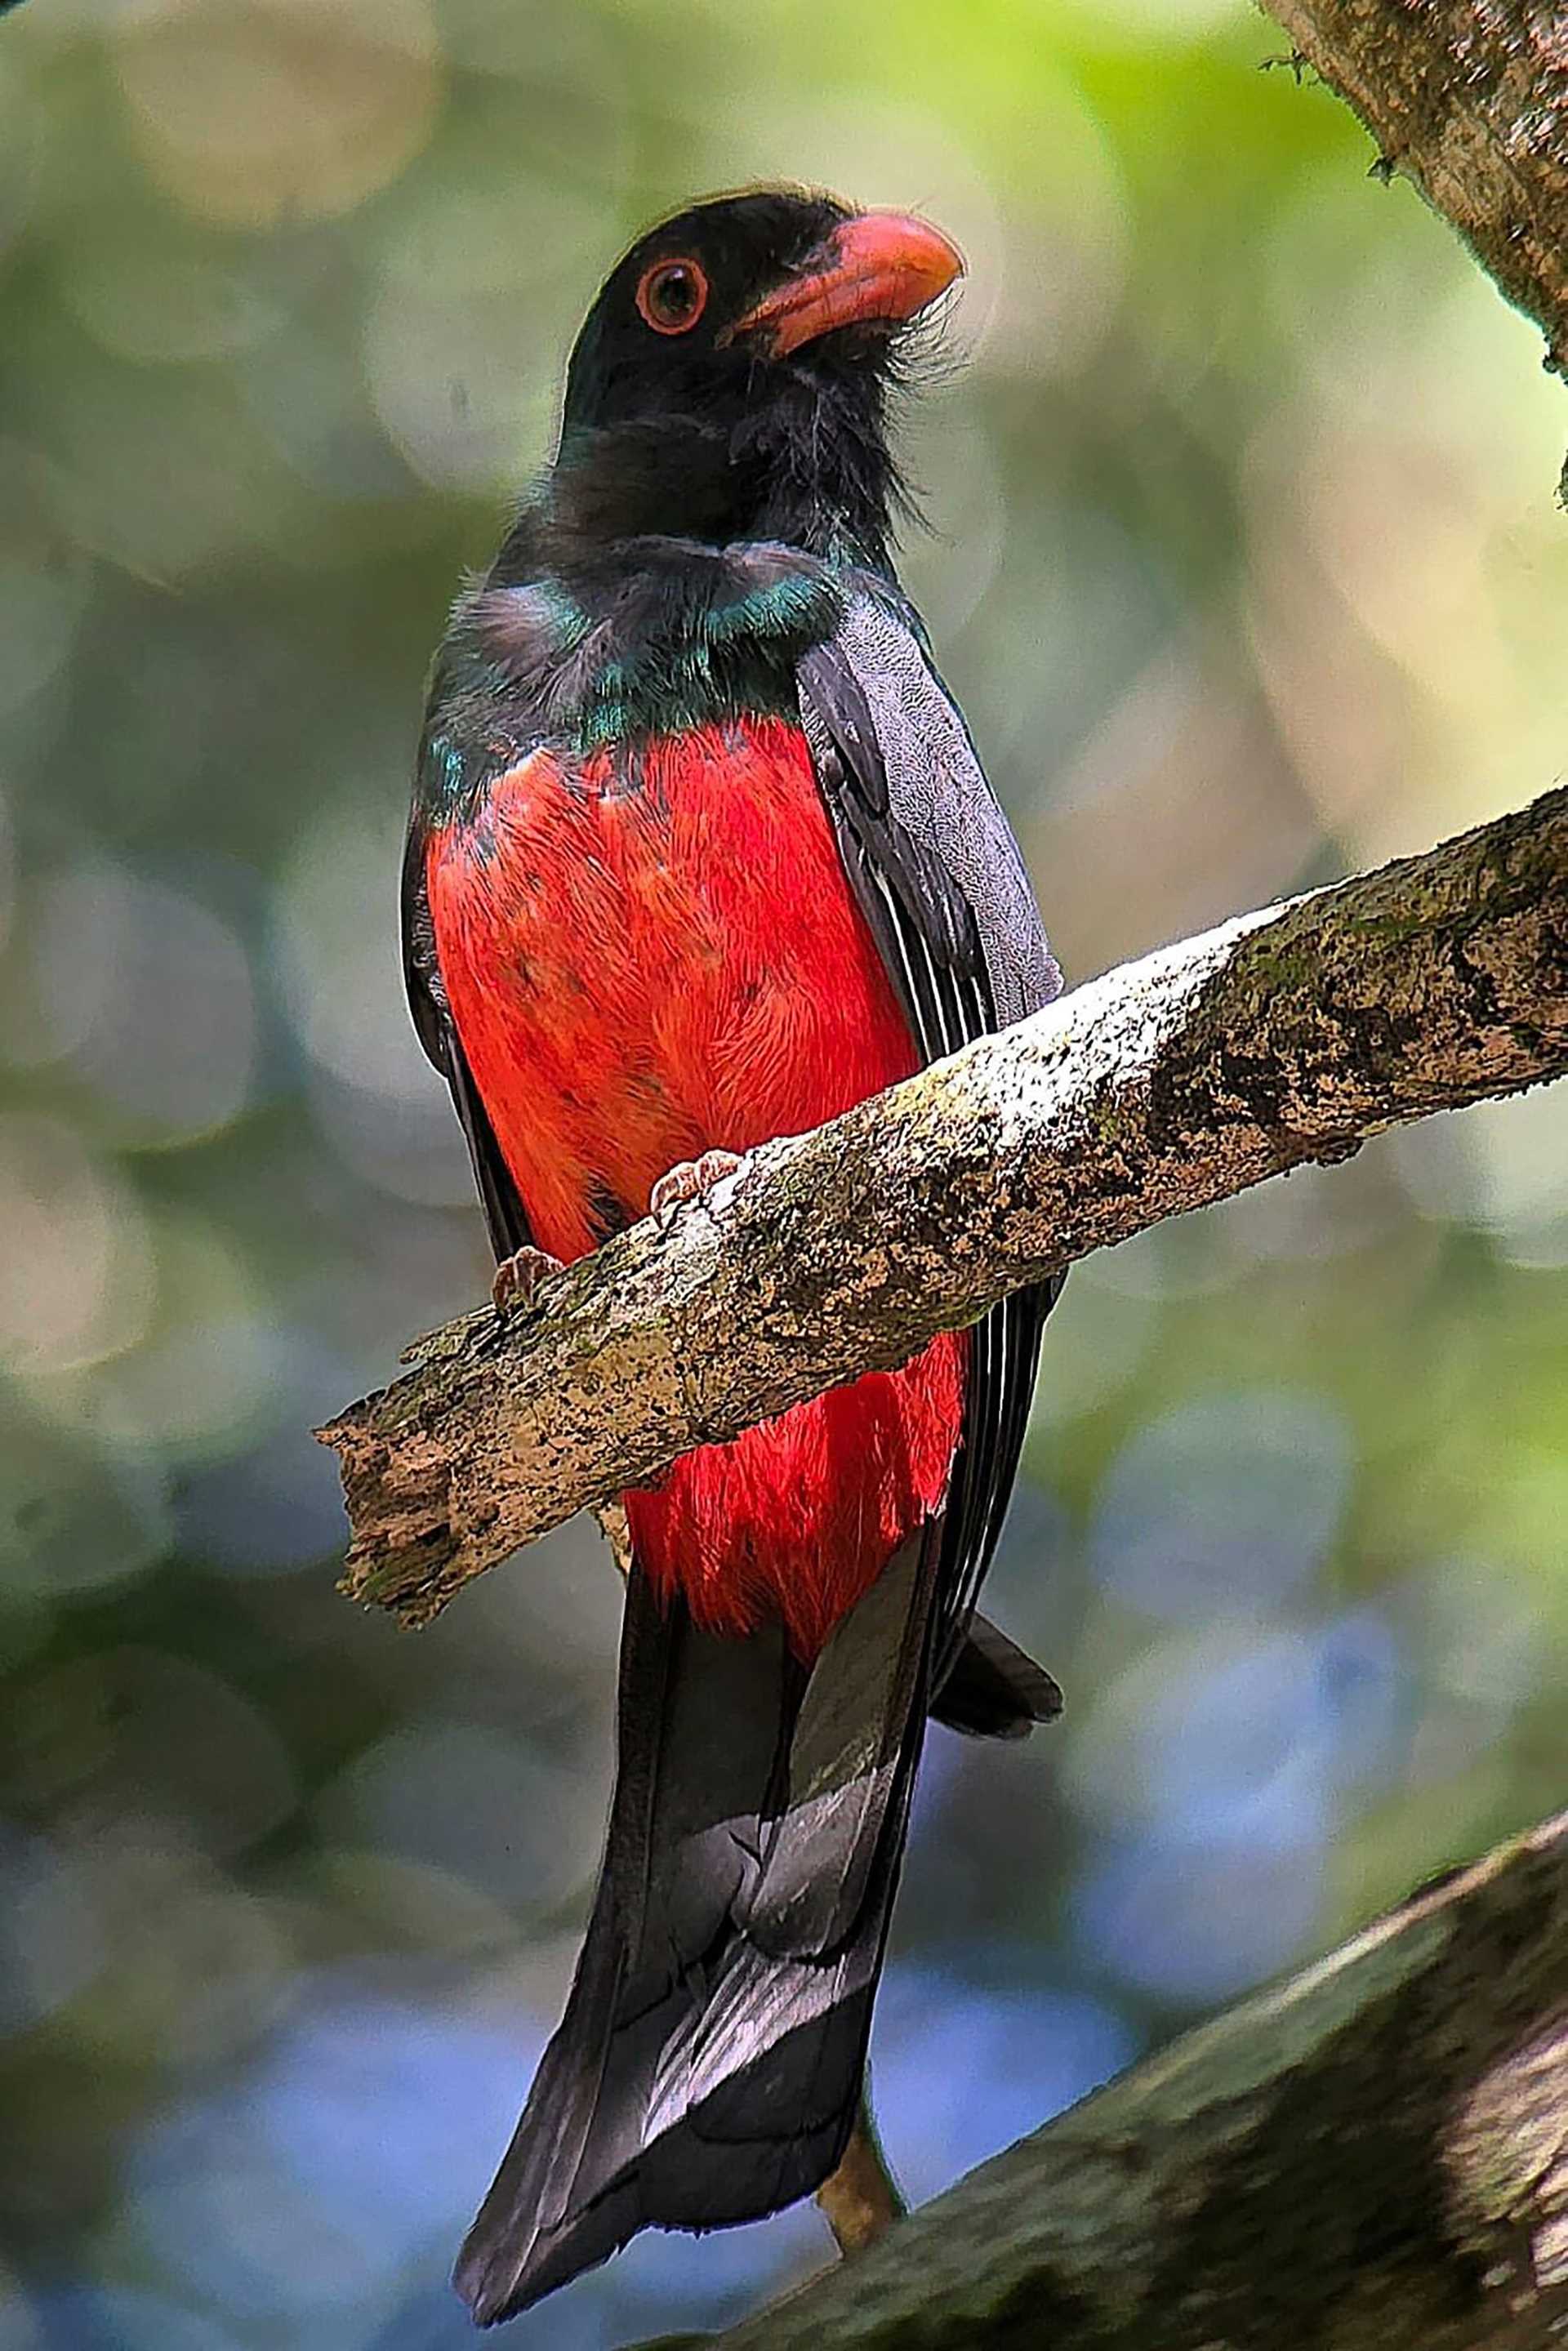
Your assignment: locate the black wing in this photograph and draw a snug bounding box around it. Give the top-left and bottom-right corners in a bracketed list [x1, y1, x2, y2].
[799, 584, 1065, 1691]
[401, 809, 531, 1262]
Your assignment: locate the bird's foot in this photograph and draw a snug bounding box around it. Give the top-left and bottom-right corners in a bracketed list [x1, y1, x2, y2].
[649, 1149, 743, 1227]
[491, 1245, 563, 1316]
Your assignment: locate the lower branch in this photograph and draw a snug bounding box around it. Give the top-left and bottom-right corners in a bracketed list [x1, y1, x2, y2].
[319, 787, 1568, 1626]
[698, 1809, 1568, 2351]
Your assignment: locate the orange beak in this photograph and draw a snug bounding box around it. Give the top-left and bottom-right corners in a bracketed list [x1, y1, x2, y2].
[728, 210, 964, 357]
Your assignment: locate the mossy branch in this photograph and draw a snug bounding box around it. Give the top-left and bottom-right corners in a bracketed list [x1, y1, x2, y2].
[318, 787, 1568, 1627]
[690, 1809, 1568, 2351]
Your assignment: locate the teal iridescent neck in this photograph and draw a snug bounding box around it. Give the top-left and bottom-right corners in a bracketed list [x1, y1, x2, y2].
[417, 534, 852, 818]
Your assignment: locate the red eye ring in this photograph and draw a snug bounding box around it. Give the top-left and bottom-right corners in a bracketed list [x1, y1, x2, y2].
[636, 256, 709, 336]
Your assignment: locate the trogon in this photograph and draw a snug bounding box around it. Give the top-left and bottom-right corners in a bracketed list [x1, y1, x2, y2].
[402, 189, 1064, 2326]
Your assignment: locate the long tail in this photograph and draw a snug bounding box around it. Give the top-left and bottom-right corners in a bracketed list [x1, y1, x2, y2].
[453, 1534, 943, 2326]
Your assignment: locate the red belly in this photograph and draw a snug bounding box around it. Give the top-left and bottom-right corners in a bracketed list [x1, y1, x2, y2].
[425, 715, 964, 1657]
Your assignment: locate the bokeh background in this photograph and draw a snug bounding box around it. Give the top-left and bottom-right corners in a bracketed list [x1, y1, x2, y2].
[2, 0, 1566, 2343]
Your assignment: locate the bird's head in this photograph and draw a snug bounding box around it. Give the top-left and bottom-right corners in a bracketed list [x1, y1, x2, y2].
[546, 187, 964, 571]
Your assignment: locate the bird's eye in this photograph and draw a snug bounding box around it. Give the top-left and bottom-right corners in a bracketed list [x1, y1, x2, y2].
[636, 256, 708, 336]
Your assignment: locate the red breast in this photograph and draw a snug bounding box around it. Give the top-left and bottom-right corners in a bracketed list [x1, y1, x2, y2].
[426, 714, 965, 1657]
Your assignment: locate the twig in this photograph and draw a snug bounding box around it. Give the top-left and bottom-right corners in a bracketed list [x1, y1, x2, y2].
[814, 2088, 906, 2257]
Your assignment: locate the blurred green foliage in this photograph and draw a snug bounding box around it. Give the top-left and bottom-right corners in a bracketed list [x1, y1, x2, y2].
[1, 0, 1566, 2344]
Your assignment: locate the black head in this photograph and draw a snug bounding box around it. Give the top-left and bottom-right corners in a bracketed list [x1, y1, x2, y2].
[547, 188, 963, 571]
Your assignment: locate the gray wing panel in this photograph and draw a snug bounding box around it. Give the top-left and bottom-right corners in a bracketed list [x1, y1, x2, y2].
[798, 586, 1063, 1694]
[813, 589, 1061, 1028]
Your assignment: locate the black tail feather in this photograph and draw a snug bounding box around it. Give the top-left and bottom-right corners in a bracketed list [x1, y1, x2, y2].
[454, 1542, 938, 2327]
[932, 1612, 1063, 1739]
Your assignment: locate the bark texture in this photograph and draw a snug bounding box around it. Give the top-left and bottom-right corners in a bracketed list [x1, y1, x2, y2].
[686, 1810, 1568, 2351]
[320, 786, 1568, 1627]
[1261, 0, 1568, 372]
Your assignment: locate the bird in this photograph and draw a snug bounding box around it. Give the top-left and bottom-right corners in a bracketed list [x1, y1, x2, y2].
[402, 187, 1063, 2327]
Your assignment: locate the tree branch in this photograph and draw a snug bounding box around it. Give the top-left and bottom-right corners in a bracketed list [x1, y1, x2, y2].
[687, 1810, 1568, 2351]
[319, 787, 1568, 1627]
[1259, 0, 1568, 374]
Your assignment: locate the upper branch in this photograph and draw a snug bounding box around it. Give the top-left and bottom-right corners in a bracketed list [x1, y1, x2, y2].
[319, 788, 1568, 1627]
[1261, 0, 1568, 372]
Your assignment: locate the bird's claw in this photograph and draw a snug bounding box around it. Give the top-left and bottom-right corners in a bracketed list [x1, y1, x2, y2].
[649, 1149, 744, 1227]
[492, 1245, 563, 1316]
